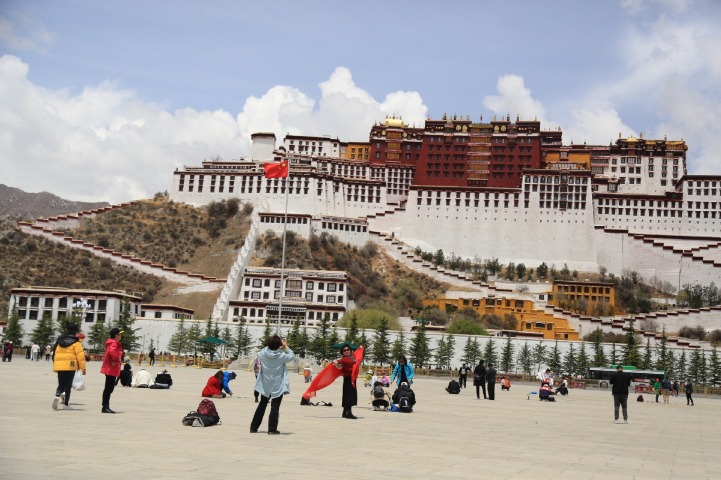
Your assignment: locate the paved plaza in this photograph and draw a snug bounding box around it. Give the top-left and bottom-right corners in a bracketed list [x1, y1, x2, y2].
[1, 359, 720, 480]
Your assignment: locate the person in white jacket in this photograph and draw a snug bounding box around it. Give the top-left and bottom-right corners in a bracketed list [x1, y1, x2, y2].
[131, 368, 153, 388]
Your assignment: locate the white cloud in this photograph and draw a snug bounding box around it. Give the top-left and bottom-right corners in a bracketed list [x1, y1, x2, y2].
[0, 58, 428, 203]
[620, 0, 693, 15]
[0, 15, 51, 50]
[482, 74, 552, 126]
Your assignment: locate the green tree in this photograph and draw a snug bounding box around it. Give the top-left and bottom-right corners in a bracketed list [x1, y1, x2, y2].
[483, 337, 497, 365]
[708, 348, 721, 386]
[517, 342, 533, 375]
[591, 328, 607, 367]
[393, 279, 423, 313]
[4, 308, 24, 345]
[186, 321, 203, 356]
[563, 343, 576, 375]
[547, 340, 562, 373]
[532, 342, 547, 371]
[371, 317, 391, 365]
[168, 318, 188, 356]
[655, 327, 672, 373]
[505, 261, 516, 280]
[622, 320, 642, 367]
[676, 349, 687, 380]
[344, 312, 359, 344]
[115, 300, 139, 352]
[31, 312, 56, 347]
[258, 320, 273, 351]
[577, 342, 590, 375]
[537, 262, 549, 278]
[87, 319, 109, 352]
[500, 337, 515, 373]
[358, 329, 369, 352]
[299, 324, 311, 358]
[234, 321, 252, 358]
[309, 313, 332, 362]
[391, 330, 406, 361]
[286, 317, 303, 355]
[688, 349, 702, 384]
[641, 338, 653, 369]
[409, 324, 430, 368]
[446, 334, 456, 369]
[434, 335, 449, 369]
[447, 319, 487, 335]
[515, 263, 527, 281]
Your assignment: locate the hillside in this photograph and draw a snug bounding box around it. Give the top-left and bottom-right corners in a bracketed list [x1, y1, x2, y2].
[3, 196, 451, 320]
[0, 216, 164, 317]
[0, 184, 109, 219]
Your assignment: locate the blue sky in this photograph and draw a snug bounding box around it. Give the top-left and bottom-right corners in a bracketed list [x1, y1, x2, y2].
[1, 0, 720, 202]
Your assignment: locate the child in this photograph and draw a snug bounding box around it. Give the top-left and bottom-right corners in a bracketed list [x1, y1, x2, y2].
[303, 365, 313, 383]
[501, 377, 511, 391]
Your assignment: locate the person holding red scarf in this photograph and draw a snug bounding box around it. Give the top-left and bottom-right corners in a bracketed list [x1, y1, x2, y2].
[335, 343, 358, 419]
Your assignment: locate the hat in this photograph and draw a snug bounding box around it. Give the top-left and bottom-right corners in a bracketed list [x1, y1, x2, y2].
[401, 382, 408, 387]
[229, 372, 237, 379]
[332, 342, 358, 352]
[109, 328, 123, 337]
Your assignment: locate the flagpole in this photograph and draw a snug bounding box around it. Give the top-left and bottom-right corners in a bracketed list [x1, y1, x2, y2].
[277, 161, 290, 334]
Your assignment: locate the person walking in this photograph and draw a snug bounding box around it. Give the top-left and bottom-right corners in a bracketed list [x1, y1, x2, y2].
[52, 323, 87, 410]
[652, 378, 661, 403]
[250, 335, 294, 434]
[473, 360, 487, 399]
[31, 343, 40, 361]
[610, 364, 631, 423]
[252, 356, 261, 403]
[100, 328, 123, 413]
[391, 355, 415, 387]
[685, 379, 695, 406]
[486, 363, 497, 400]
[458, 363, 469, 389]
[148, 348, 155, 366]
[661, 378, 671, 404]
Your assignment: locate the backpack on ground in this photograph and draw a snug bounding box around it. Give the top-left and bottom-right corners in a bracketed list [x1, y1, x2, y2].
[193, 399, 220, 426]
[181, 411, 219, 427]
[373, 385, 386, 399]
[399, 396, 412, 412]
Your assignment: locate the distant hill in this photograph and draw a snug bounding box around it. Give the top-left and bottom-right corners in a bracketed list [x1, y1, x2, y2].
[0, 184, 109, 219]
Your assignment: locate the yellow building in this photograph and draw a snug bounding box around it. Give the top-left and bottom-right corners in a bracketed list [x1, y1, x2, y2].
[548, 280, 615, 316]
[422, 296, 579, 340]
[345, 142, 370, 161]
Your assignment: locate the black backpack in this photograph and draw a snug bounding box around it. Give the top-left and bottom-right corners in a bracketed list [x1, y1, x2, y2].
[373, 385, 386, 399]
[447, 380, 460, 394]
[399, 396, 412, 412]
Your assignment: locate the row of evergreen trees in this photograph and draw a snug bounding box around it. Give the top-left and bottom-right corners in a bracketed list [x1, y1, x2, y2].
[4, 300, 140, 352]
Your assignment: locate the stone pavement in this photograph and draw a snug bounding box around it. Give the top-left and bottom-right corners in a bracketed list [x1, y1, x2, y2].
[1, 360, 720, 480]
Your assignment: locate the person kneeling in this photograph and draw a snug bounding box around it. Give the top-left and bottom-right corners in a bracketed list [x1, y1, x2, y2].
[445, 379, 461, 394]
[370, 381, 391, 410]
[539, 382, 555, 402]
[393, 382, 416, 412]
[501, 377, 511, 391]
[202, 370, 227, 398]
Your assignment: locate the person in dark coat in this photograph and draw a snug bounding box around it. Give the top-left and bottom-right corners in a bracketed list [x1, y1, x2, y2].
[685, 379, 695, 406]
[610, 364, 632, 423]
[392, 382, 416, 412]
[486, 363, 497, 400]
[473, 360, 487, 399]
[118, 362, 133, 387]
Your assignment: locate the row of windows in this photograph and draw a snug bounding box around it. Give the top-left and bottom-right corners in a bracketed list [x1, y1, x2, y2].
[322, 222, 367, 233]
[260, 217, 310, 224]
[15, 296, 108, 310]
[245, 278, 345, 292]
[244, 290, 345, 303]
[597, 198, 682, 208]
[232, 308, 340, 323]
[18, 310, 106, 323]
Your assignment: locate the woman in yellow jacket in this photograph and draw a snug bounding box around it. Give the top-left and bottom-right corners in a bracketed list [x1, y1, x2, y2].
[52, 322, 87, 410]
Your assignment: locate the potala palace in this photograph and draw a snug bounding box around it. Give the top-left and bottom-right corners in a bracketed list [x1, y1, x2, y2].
[11, 115, 721, 359]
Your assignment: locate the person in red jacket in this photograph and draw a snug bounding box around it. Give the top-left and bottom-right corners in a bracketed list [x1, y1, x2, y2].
[100, 328, 123, 413]
[202, 370, 226, 398]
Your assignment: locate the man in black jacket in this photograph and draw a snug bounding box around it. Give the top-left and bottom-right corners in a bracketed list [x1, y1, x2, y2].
[486, 363, 497, 400]
[610, 365, 632, 424]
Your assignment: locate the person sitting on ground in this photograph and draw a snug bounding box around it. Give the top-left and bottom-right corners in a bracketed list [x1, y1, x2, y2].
[392, 381, 416, 412]
[539, 381, 555, 401]
[202, 370, 226, 398]
[153, 369, 173, 388]
[131, 367, 153, 388]
[370, 381, 391, 410]
[501, 377, 511, 391]
[118, 362, 133, 387]
[222, 371, 237, 396]
[445, 379, 461, 394]
[555, 378, 569, 396]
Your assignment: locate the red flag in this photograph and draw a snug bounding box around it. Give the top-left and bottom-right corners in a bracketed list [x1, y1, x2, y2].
[263, 160, 289, 178]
